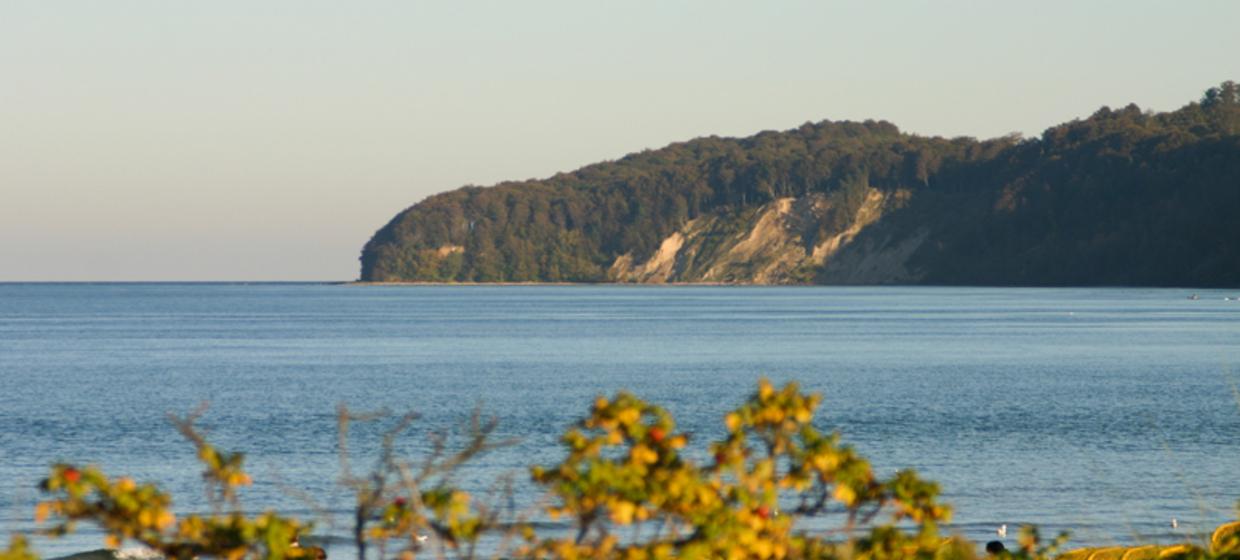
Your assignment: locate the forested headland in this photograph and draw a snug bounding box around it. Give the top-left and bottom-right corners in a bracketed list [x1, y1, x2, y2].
[360, 82, 1240, 286]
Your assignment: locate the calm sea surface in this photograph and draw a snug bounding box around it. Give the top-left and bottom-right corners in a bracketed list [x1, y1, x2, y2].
[1, 284, 1238, 555]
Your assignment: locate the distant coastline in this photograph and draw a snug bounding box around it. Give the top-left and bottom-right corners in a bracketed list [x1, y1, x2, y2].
[347, 281, 1239, 291]
[349, 280, 738, 287]
[360, 82, 1240, 288]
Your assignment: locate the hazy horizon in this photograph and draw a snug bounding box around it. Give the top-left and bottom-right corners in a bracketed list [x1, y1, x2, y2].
[3, 1, 1238, 281]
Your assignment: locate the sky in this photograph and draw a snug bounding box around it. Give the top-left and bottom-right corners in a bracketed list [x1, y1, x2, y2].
[2, 1, 1238, 281]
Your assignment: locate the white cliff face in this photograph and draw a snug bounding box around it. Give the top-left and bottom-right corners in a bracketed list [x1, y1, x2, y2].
[607, 231, 686, 283]
[607, 188, 926, 284]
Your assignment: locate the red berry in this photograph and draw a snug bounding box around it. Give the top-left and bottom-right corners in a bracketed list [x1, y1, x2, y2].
[394, 497, 407, 508]
[756, 505, 770, 519]
[63, 469, 81, 483]
[649, 427, 665, 442]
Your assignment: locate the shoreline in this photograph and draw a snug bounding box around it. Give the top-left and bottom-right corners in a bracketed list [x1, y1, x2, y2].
[343, 281, 1238, 291]
[347, 280, 755, 287]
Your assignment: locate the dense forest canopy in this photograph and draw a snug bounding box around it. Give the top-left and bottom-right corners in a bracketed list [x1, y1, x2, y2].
[361, 82, 1240, 287]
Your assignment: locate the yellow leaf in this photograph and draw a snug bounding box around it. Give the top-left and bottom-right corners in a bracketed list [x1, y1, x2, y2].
[610, 501, 636, 525]
[725, 413, 741, 433]
[833, 484, 856, 506]
[34, 503, 50, 524]
[631, 445, 658, 465]
[812, 453, 840, 472]
[617, 408, 640, 426]
[104, 535, 120, 550]
[758, 379, 774, 400]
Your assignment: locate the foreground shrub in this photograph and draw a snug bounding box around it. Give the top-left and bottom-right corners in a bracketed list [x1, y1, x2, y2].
[524, 380, 951, 559]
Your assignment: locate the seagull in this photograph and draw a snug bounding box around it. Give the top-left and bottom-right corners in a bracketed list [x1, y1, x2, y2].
[1171, 518, 1178, 529]
[997, 524, 1007, 538]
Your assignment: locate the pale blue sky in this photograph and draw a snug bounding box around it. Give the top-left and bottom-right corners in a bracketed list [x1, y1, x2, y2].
[2, 1, 1237, 280]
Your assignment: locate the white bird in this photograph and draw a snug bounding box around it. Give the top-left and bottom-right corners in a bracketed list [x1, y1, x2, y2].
[1171, 518, 1178, 529]
[115, 548, 162, 560]
[997, 524, 1007, 538]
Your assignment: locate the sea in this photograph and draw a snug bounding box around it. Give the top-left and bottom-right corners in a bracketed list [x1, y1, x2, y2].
[1, 283, 1238, 557]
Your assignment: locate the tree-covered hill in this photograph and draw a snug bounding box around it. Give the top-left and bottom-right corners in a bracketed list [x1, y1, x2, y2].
[360, 82, 1240, 286]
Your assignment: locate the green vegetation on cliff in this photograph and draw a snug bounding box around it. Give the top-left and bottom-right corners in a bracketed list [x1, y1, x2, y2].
[361, 82, 1240, 286]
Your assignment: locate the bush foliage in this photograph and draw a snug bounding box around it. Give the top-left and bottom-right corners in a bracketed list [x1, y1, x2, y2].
[5, 380, 1238, 560]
